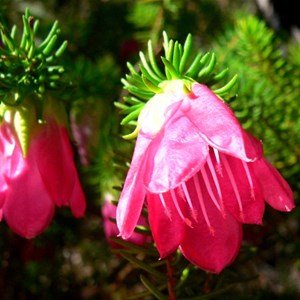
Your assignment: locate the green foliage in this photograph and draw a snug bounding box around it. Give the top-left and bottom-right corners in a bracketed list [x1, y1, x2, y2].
[0, 8, 67, 106]
[126, 0, 233, 48]
[288, 42, 300, 67]
[126, 0, 183, 45]
[214, 15, 300, 191]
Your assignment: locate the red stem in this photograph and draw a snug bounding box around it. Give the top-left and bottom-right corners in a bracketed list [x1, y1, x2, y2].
[166, 255, 176, 300]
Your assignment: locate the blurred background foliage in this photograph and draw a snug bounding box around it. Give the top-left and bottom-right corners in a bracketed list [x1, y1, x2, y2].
[0, 0, 300, 299]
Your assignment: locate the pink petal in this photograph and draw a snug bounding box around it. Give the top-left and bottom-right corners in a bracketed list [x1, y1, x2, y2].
[0, 122, 17, 158]
[144, 112, 209, 193]
[179, 174, 243, 273]
[69, 178, 86, 218]
[217, 153, 265, 224]
[0, 179, 7, 209]
[183, 84, 262, 161]
[33, 118, 79, 207]
[139, 89, 184, 137]
[0, 162, 8, 209]
[252, 158, 295, 212]
[0, 122, 22, 178]
[0, 123, 55, 238]
[3, 160, 55, 239]
[102, 199, 120, 240]
[147, 190, 185, 258]
[116, 134, 151, 239]
[0, 193, 5, 210]
[0, 122, 24, 208]
[103, 196, 150, 247]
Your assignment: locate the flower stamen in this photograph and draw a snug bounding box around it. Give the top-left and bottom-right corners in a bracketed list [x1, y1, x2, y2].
[201, 167, 221, 211]
[159, 193, 172, 221]
[181, 182, 198, 221]
[170, 189, 193, 228]
[206, 155, 223, 202]
[193, 174, 215, 235]
[221, 155, 244, 221]
[213, 148, 223, 176]
[242, 161, 255, 200]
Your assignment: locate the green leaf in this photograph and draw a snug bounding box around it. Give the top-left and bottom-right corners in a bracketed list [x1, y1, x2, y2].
[126, 61, 139, 76]
[120, 106, 143, 125]
[126, 85, 155, 100]
[179, 33, 193, 73]
[33, 19, 39, 35]
[213, 74, 238, 96]
[162, 31, 169, 55]
[140, 275, 168, 300]
[198, 52, 216, 79]
[114, 102, 129, 110]
[172, 41, 181, 73]
[120, 253, 166, 281]
[10, 25, 17, 41]
[185, 53, 203, 78]
[121, 103, 144, 115]
[20, 15, 31, 50]
[123, 96, 144, 105]
[139, 65, 161, 86]
[161, 57, 179, 79]
[1, 31, 15, 52]
[27, 42, 35, 59]
[125, 73, 149, 91]
[147, 40, 165, 79]
[142, 75, 162, 93]
[213, 68, 229, 81]
[55, 40, 68, 57]
[139, 51, 162, 82]
[110, 238, 156, 255]
[42, 34, 57, 56]
[166, 39, 174, 62]
[37, 20, 59, 52]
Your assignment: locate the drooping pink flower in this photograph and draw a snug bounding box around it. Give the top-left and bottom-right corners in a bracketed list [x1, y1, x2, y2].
[102, 193, 151, 248]
[116, 81, 295, 273]
[0, 109, 86, 239]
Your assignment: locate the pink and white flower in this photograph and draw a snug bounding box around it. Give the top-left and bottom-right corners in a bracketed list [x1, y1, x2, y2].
[116, 81, 294, 273]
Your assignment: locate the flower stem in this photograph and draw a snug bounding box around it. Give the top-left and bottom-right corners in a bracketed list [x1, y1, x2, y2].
[166, 255, 176, 300]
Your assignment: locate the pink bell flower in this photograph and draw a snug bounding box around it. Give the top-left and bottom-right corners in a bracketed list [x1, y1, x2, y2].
[116, 81, 294, 273]
[0, 110, 86, 239]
